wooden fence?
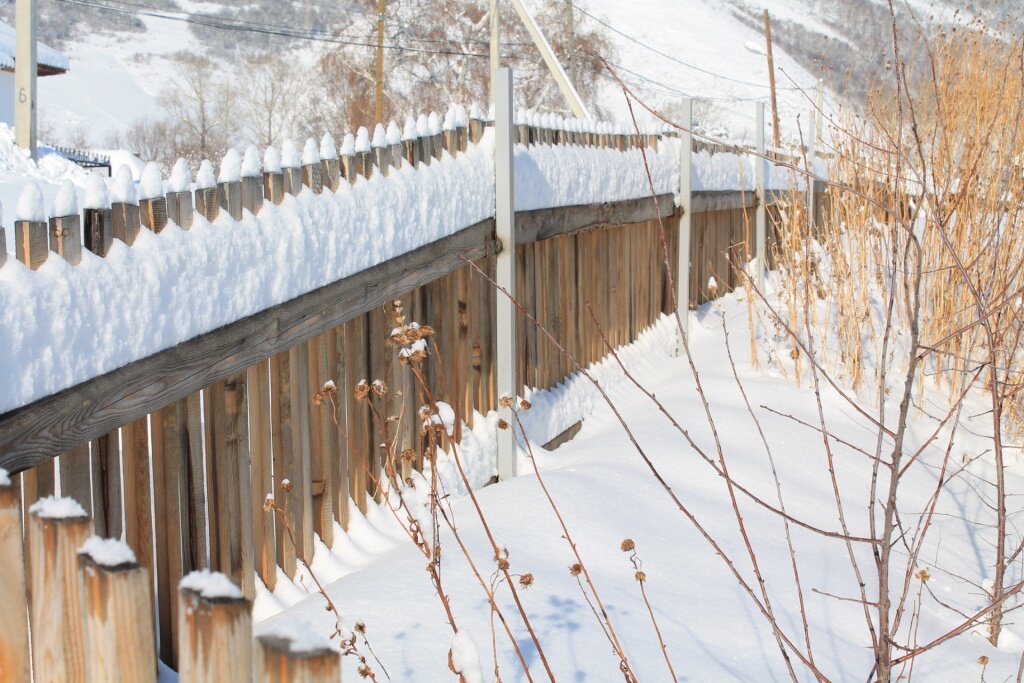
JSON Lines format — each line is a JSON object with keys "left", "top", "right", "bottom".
{"left": 0, "top": 103, "right": 814, "bottom": 679}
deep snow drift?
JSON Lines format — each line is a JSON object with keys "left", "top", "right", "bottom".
{"left": 251, "top": 287, "right": 1023, "bottom": 681}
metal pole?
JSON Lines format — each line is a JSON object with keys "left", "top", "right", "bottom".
{"left": 763, "top": 10, "right": 780, "bottom": 149}
{"left": 755, "top": 100, "right": 767, "bottom": 293}
{"left": 495, "top": 67, "right": 517, "bottom": 481}
{"left": 489, "top": 0, "right": 499, "bottom": 112}
{"left": 15, "top": 0, "right": 37, "bottom": 158}
{"left": 675, "top": 98, "right": 692, "bottom": 347}
{"left": 509, "top": 0, "right": 589, "bottom": 119}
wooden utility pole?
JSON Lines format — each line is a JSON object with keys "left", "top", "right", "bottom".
{"left": 15, "top": 0, "right": 37, "bottom": 158}
{"left": 763, "top": 10, "right": 780, "bottom": 148}
{"left": 375, "top": 0, "right": 385, "bottom": 123}
{"left": 566, "top": 0, "right": 577, "bottom": 87}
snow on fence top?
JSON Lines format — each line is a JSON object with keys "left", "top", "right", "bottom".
{"left": 0, "top": 108, "right": 677, "bottom": 414}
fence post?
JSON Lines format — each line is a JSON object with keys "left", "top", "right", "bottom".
{"left": 281, "top": 141, "right": 302, "bottom": 197}
{"left": 755, "top": 100, "right": 767, "bottom": 294}
{"left": 140, "top": 164, "right": 169, "bottom": 234}
{"left": 320, "top": 135, "right": 340, "bottom": 193}
{"left": 167, "top": 159, "right": 195, "bottom": 229}
{"left": 177, "top": 572, "right": 252, "bottom": 683}
{"left": 301, "top": 139, "right": 323, "bottom": 193}
{"left": 0, "top": 474, "right": 30, "bottom": 682}
{"left": 676, "top": 99, "right": 693, "bottom": 344}
{"left": 195, "top": 160, "right": 220, "bottom": 223}
{"left": 242, "top": 146, "right": 266, "bottom": 215}
{"left": 111, "top": 166, "right": 142, "bottom": 245}
{"left": 255, "top": 635, "right": 341, "bottom": 682}
{"left": 15, "top": 184, "right": 48, "bottom": 270}
{"left": 27, "top": 496, "right": 92, "bottom": 683}
{"left": 219, "top": 149, "right": 244, "bottom": 221}
{"left": 264, "top": 146, "right": 286, "bottom": 205}
{"left": 49, "top": 182, "right": 82, "bottom": 265}
{"left": 495, "top": 68, "right": 517, "bottom": 482}
{"left": 78, "top": 539, "right": 157, "bottom": 682}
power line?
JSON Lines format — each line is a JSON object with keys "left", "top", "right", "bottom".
{"left": 562, "top": 0, "right": 808, "bottom": 91}
{"left": 54, "top": 0, "right": 492, "bottom": 58}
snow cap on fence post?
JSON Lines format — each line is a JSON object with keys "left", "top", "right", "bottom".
{"left": 27, "top": 496, "right": 93, "bottom": 681}
{"left": 340, "top": 133, "right": 356, "bottom": 184}
{"left": 240, "top": 145, "right": 265, "bottom": 214}
{"left": 167, "top": 158, "right": 195, "bottom": 229}
{"left": 354, "top": 127, "right": 373, "bottom": 178}
{"left": 371, "top": 124, "right": 391, "bottom": 176}
{"left": 301, "top": 138, "right": 323, "bottom": 194}
{"left": 455, "top": 104, "right": 469, "bottom": 152}
{"left": 402, "top": 116, "right": 419, "bottom": 167}
{"left": 319, "top": 133, "right": 340, "bottom": 192}
{"left": 469, "top": 102, "right": 485, "bottom": 144}
{"left": 263, "top": 145, "right": 285, "bottom": 204}
{"left": 139, "top": 161, "right": 169, "bottom": 233}
{"left": 78, "top": 537, "right": 157, "bottom": 681}
{"left": 427, "top": 111, "right": 443, "bottom": 160}
{"left": 50, "top": 179, "right": 83, "bottom": 263}
{"left": 280, "top": 139, "right": 302, "bottom": 196}
{"left": 386, "top": 120, "right": 403, "bottom": 169}
{"left": 177, "top": 570, "right": 252, "bottom": 683}
{"left": 195, "top": 159, "right": 220, "bottom": 222}
{"left": 111, "top": 164, "right": 142, "bottom": 246}
{"left": 15, "top": 182, "right": 49, "bottom": 270}
{"left": 218, "top": 148, "right": 244, "bottom": 220}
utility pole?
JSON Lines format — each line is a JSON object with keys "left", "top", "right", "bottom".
{"left": 762, "top": 10, "right": 780, "bottom": 148}
{"left": 489, "top": 0, "right": 499, "bottom": 111}
{"left": 15, "top": 0, "right": 37, "bottom": 158}
{"left": 375, "top": 0, "right": 385, "bottom": 123}
{"left": 566, "top": 0, "right": 577, "bottom": 88}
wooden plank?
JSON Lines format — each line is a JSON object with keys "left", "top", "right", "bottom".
{"left": 256, "top": 636, "right": 340, "bottom": 682}
{"left": 79, "top": 555, "right": 157, "bottom": 683}
{"left": 0, "top": 220, "right": 497, "bottom": 472}
{"left": 207, "top": 375, "right": 255, "bottom": 602}
{"left": 27, "top": 504, "right": 92, "bottom": 683}
{"left": 14, "top": 220, "right": 48, "bottom": 270}
{"left": 342, "top": 317, "right": 369, "bottom": 513}
{"left": 49, "top": 215, "right": 82, "bottom": 265}
{"left": 90, "top": 433, "right": 121, "bottom": 538}
{"left": 307, "top": 334, "right": 334, "bottom": 546}
{"left": 270, "top": 352, "right": 296, "bottom": 579}
{"left": 219, "top": 181, "right": 243, "bottom": 221}
{"left": 515, "top": 195, "right": 672, "bottom": 246}
{"left": 287, "top": 345, "right": 314, "bottom": 564}
{"left": 328, "top": 329, "right": 351, "bottom": 529}
{"left": 178, "top": 584, "right": 252, "bottom": 683}
{"left": 58, "top": 445, "right": 91, "bottom": 514}
{"left": 184, "top": 393, "right": 208, "bottom": 571}
{"left": 0, "top": 481, "right": 30, "bottom": 683}
{"left": 122, "top": 417, "right": 153, "bottom": 571}
{"left": 111, "top": 202, "right": 142, "bottom": 246}
{"left": 247, "top": 361, "right": 277, "bottom": 590}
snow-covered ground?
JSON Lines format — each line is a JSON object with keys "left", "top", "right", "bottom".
{"left": 248, "top": 286, "right": 1024, "bottom": 681}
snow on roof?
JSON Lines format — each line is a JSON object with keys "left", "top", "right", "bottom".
{"left": 0, "top": 22, "right": 69, "bottom": 74}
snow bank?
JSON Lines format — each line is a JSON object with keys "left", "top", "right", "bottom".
{"left": 180, "top": 569, "right": 244, "bottom": 600}
{"left": 514, "top": 138, "right": 679, "bottom": 211}
{"left": 261, "top": 618, "right": 334, "bottom": 653}
{"left": 29, "top": 495, "right": 88, "bottom": 519}
{"left": 691, "top": 150, "right": 796, "bottom": 192}
{"left": 79, "top": 535, "right": 137, "bottom": 567}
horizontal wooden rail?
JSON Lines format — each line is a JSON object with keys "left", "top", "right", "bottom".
{"left": 0, "top": 195, "right": 673, "bottom": 472}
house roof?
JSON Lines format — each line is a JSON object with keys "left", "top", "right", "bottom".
{"left": 0, "top": 22, "right": 69, "bottom": 76}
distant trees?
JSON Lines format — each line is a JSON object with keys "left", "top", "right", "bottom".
{"left": 108, "top": 0, "right": 619, "bottom": 169}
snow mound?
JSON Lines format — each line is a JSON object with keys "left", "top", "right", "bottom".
{"left": 79, "top": 535, "right": 137, "bottom": 567}
{"left": 180, "top": 569, "right": 244, "bottom": 600}
{"left": 29, "top": 495, "right": 88, "bottom": 519}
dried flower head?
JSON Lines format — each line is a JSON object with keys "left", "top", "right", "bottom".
{"left": 371, "top": 379, "right": 387, "bottom": 397}
{"left": 354, "top": 380, "right": 370, "bottom": 401}
{"left": 569, "top": 563, "right": 583, "bottom": 577}
{"left": 519, "top": 573, "right": 534, "bottom": 589}
{"left": 281, "top": 479, "right": 292, "bottom": 493}
{"left": 263, "top": 493, "right": 275, "bottom": 511}
{"left": 634, "top": 571, "right": 647, "bottom": 583}
{"left": 789, "top": 346, "right": 800, "bottom": 360}
{"left": 978, "top": 655, "right": 989, "bottom": 666}
{"left": 497, "top": 418, "right": 509, "bottom": 430}
{"left": 620, "top": 539, "right": 635, "bottom": 553}
{"left": 354, "top": 621, "right": 366, "bottom": 633}
{"left": 499, "top": 393, "right": 514, "bottom": 408}
{"left": 915, "top": 568, "right": 931, "bottom": 582}
{"left": 400, "top": 448, "right": 417, "bottom": 463}
{"left": 519, "top": 399, "right": 532, "bottom": 411}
